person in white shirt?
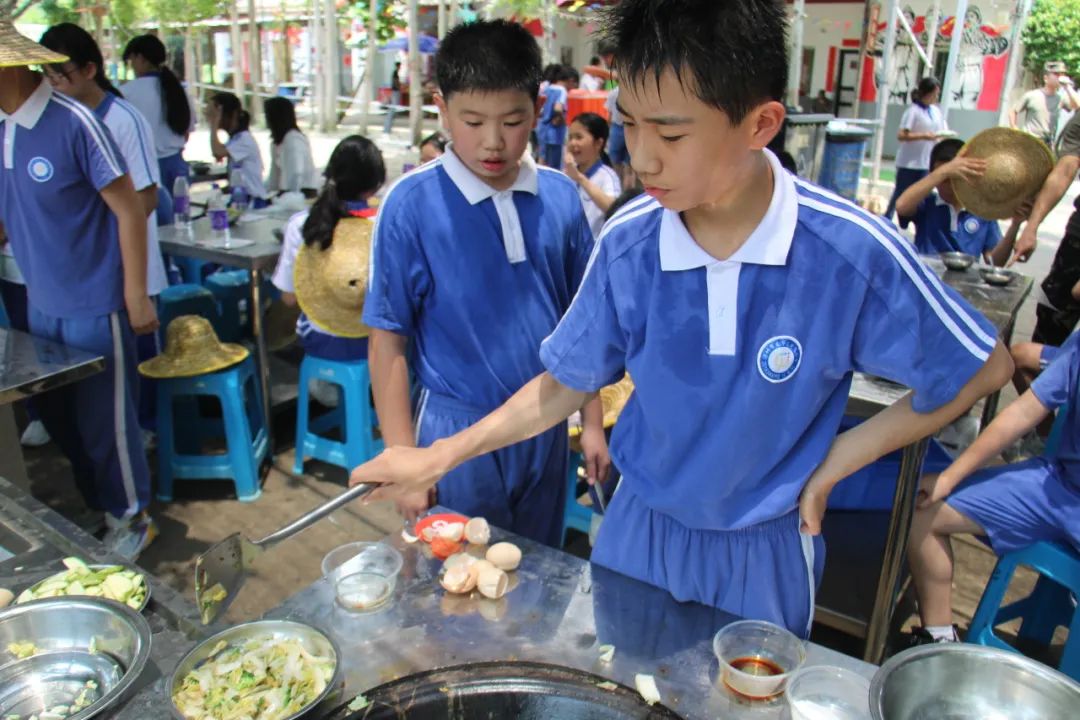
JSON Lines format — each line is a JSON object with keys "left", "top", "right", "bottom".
{"left": 562, "top": 112, "right": 621, "bottom": 237}
{"left": 205, "top": 92, "right": 269, "bottom": 205}
{"left": 580, "top": 56, "right": 603, "bottom": 91}
{"left": 885, "top": 76, "right": 947, "bottom": 226}
{"left": 263, "top": 96, "right": 319, "bottom": 197}
{"left": 120, "top": 34, "right": 194, "bottom": 222}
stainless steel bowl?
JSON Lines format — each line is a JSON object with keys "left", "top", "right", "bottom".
{"left": 0, "top": 597, "right": 152, "bottom": 719}
{"left": 871, "top": 643, "right": 1080, "bottom": 720}
{"left": 18, "top": 564, "right": 150, "bottom": 613}
{"left": 940, "top": 252, "right": 976, "bottom": 271}
{"left": 168, "top": 619, "right": 340, "bottom": 720}
{"left": 980, "top": 268, "right": 1016, "bottom": 287}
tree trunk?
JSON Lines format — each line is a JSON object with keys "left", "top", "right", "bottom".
{"left": 230, "top": 0, "right": 244, "bottom": 97}
{"left": 248, "top": 0, "right": 263, "bottom": 118}
{"left": 408, "top": 0, "right": 423, "bottom": 146}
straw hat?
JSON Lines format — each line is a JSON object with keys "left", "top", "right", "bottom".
{"left": 294, "top": 217, "right": 372, "bottom": 338}
{"left": 598, "top": 374, "right": 635, "bottom": 428}
{"left": 953, "top": 127, "right": 1055, "bottom": 220}
{"left": 0, "top": 20, "right": 68, "bottom": 68}
{"left": 138, "top": 315, "right": 249, "bottom": 379}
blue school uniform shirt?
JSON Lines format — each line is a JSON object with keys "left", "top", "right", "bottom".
{"left": 0, "top": 80, "right": 128, "bottom": 319}
{"left": 1031, "top": 331, "right": 1080, "bottom": 485}
{"left": 540, "top": 149, "right": 998, "bottom": 530}
{"left": 364, "top": 146, "right": 594, "bottom": 411}
{"left": 911, "top": 192, "right": 1002, "bottom": 257}
{"left": 538, "top": 84, "right": 568, "bottom": 147}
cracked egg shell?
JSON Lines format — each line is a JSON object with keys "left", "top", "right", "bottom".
{"left": 443, "top": 552, "right": 478, "bottom": 572}
{"left": 486, "top": 542, "right": 522, "bottom": 571}
{"left": 477, "top": 566, "right": 509, "bottom": 599}
{"left": 437, "top": 521, "right": 465, "bottom": 543}
{"left": 464, "top": 517, "right": 491, "bottom": 545}
{"left": 431, "top": 536, "right": 464, "bottom": 560}
{"left": 440, "top": 564, "right": 476, "bottom": 594}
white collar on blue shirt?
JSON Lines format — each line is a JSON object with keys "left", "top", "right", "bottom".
{"left": 934, "top": 192, "right": 961, "bottom": 232}
{"left": 439, "top": 143, "right": 539, "bottom": 263}
{"left": 440, "top": 142, "right": 539, "bottom": 202}
{"left": 659, "top": 148, "right": 797, "bottom": 271}
{"left": 0, "top": 78, "right": 52, "bottom": 129}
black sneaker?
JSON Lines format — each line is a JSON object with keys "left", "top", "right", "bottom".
{"left": 906, "top": 625, "right": 960, "bottom": 647}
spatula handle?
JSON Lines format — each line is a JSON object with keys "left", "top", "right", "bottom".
{"left": 256, "top": 483, "right": 377, "bottom": 548}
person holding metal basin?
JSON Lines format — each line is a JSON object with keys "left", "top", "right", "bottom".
{"left": 349, "top": 0, "right": 1012, "bottom": 637}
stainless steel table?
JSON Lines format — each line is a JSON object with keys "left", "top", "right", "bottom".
{"left": 824, "top": 257, "right": 1033, "bottom": 663}
{"left": 159, "top": 218, "right": 284, "bottom": 470}
{"left": 265, "top": 515, "right": 875, "bottom": 719}
{"left": 0, "top": 328, "right": 105, "bottom": 487}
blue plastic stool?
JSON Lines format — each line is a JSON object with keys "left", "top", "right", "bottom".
{"left": 293, "top": 356, "right": 383, "bottom": 473}
{"left": 156, "top": 356, "right": 267, "bottom": 502}
{"left": 561, "top": 450, "right": 592, "bottom": 546}
{"left": 158, "top": 284, "right": 220, "bottom": 338}
{"left": 967, "top": 540, "right": 1080, "bottom": 681}
{"left": 205, "top": 270, "right": 249, "bottom": 343}
{"left": 173, "top": 256, "right": 216, "bottom": 285}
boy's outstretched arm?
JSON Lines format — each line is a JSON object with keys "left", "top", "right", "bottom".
{"left": 352, "top": 372, "right": 592, "bottom": 504}
{"left": 798, "top": 341, "right": 1014, "bottom": 534}
{"left": 895, "top": 156, "right": 987, "bottom": 221}
{"left": 916, "top": 390, "right": 1050, "bottom": 508}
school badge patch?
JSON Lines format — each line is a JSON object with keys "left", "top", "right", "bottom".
{"left": 27, "top": 157, "right": 54, "bottom": 183}
{"left": 963, "top": 217, "right": 980, "bottom": 234}
{"left": 758, "top": 335, "right": 802, "bottom": 383}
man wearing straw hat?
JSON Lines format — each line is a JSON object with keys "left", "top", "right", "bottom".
{"left": 0, "top": 20, "right": 159, "bottom": 558}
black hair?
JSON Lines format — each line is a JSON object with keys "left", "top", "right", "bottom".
{"left": 930, "top": 138, "right": 964, "bottom": 168}
{"left": 542, "top": 64, "right": 562, "bottom": 83}
{"left": 590, "top": 56, "right": 601, "bottom": 65}
{"left": 605, "top": 187, "right": 644, "bottom": 221}
{"left": 39, "top": 23, "right": 122, "bottom": 98}
{"left": 123, "top": 34, "right": 191, "bottom": 137}
{"left": 264, "top": 96, "right": 300, "bottom": 145}
{"left": 557, "top": 65, "right": 580, "bottom": 84}
{"left": 435, "top": 20, "right": 542, "bottom": 101}
{"left": 571, "top": 112, "right": 612, "bottom": 166}
{"left": 211, "top": 92, "right": 250, "bottom": 136}
{"left": 419, "top": 131, "right": 447, "bottom": 153}
{"left": 302, "top": 135, "right": 386, "bottom": 250}
{"left": 599, "top": 0, "right": 787, "bottom": 124}
{"left": 912, "top": 76, "right": 941, "bottom": 105}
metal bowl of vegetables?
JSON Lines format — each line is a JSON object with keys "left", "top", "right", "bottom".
{"left": 169, "top": 619, "right": 340, "bottom": 720}
{"left": 0, "top": 597, "right": 152, "bottom": 719}
{"left": 17, "top": 557, "right": 149, "bottom": 612}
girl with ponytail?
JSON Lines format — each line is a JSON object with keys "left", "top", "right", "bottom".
{"left": 562, "top": 112, "right": 621, "bottom": 237}
{"left": 39, "top": 23, "right": 169, "bottom": 300}
{"left": 206, "top": 91, "right": 269, "bottom": 206}
{"left": 121, "top": 34, "right": 194, "bottom": 215}
{"left": 271, "top": 135, "right": 386, "bottom": 366}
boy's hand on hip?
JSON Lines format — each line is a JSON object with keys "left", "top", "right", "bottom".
{"left": 126, "top": 294, "right": 159, "bottom": 335}
{"left": 797, "top": 470, "right": 836, "bottom": 536}
{"left": 579, "top": 424, "right": 611, "bottom": 487}
{"left": 350, "top": 444, "right": 447, "bottom": 504}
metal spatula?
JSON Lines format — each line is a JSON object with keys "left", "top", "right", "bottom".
{"left": 195, "top": 482, "right": 376, "bottom": 624}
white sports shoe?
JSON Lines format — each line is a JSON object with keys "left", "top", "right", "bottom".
{"left": 19, "top": 420, "right": 50, "bottom": 448}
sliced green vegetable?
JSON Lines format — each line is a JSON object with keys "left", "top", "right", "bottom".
{"left": 17, "top": 559, "right": 146, "bottom": 608}
{"left": 7, "top": 641, "right": 37, "bottom": 659}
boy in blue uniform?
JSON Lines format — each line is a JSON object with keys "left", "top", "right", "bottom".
{"left": 352, "top": 0, "right": 1012, "bottom": 634}
{"left": 0, "top": 24, "right": 159, "bottom": 558}
{"left": 363, "top": 20, "right": 607, "bottom": 545}
{"left": 896, "top": 138, "right": 1004, "bottom": 262}
{"left": 908, "top": 331, "right": 1080, "bottom": 643}
{"left": 537, "top": 66, "right": 577, "bottom": 169}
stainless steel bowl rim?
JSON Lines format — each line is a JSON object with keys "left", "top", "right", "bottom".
{"left": 167, "top": 619, "right": 341, "bottom": 720}
{"left": 869, "top": 643, "right": 1080, "bottom": 720}
{"left": 19, "top": 563, "right": 151, "bottom": 613}
{"left": 0, "top": 596, "right": 153, "bottom": 720}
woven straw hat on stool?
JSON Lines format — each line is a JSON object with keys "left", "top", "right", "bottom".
{"left": 138, "top": 315, "right": 249, "bottom": 379}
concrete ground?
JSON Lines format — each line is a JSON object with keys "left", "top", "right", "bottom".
{"left": 15, "top": 114, "right": 1080, "bottom": 658}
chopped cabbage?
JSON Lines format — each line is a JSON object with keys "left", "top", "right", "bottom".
{"left": 172, "top": 635, "right": 336, "bottom": 720}
{"left": 17, "top": 558, "right": 146, "bottom": 608}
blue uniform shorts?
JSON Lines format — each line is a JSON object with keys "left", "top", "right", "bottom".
{"left": 416, "top": 390, "right": 568, "bottom": 547}
{"left": 946, "top": 457, "right": 1080, "bottom": 556}
{"left": 591, "top": 488, "right": 826, "bottom": 637}
{"left": 541, "top": 143, "right": 564, "bottom": 170}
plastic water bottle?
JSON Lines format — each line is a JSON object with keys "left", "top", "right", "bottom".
{"left": 208, "top": 184, "right": 230, "bottom": 244}
{"left": 230, "top": 169, "right": 250, "bottom": 215}
{"left": 172, "top": 175, "right": 190, "bottom": 228}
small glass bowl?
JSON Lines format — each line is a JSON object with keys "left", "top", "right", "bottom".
{"left": 335, "top": 571, "right": 395, "bottom": 612}
{"left": 322, "top": 542, "right": 403, "bottom": 589}
{"left": 786, "top": 665, "right": 871, "bottom": 720}
{"left": 713, "top": 620, "right": 806, "bottom": 700}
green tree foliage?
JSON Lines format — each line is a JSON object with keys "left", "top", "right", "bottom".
{"left": 1022, "top": 0, "right": 1080, "bottom": 77}
{"left": 345, "top": 0, "right": 407, "bottom": 48}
